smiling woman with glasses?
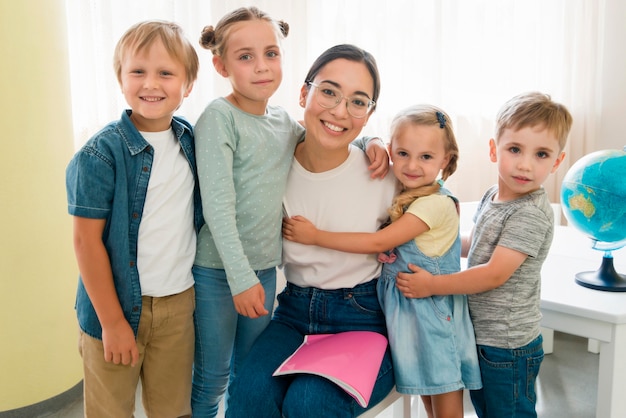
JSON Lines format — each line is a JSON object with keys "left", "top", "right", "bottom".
{"left": 307, "top": 80, "right": 376, "bottom": 118}
{"left": 227, "top": 44, "right": 398, "bottom": 418}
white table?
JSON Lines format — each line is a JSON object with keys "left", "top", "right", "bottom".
{"left": 540, "top": 226, "right": 626, "bottom": 418}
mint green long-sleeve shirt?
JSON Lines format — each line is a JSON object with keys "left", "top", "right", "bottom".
{"left": 194, "top": 98, "right": 305, "bottom": 295}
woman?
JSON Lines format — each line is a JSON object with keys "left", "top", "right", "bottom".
{"left": 226, "top": 44, "right": 399, "bottom": 418}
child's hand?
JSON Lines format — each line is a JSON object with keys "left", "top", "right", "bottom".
{"left": 365, "top": 138, "right": 390, "bottom": 179}
{"left": 282, "top": 215, "right": 318, "bottom": 245}
{"left": 396, "top": 263, "right": 434, "bottom": 298}
{"left": 233, "top": 283, "right": 269, "bottom": 318}
{"left": 101, "top": 318, "right": 140, "bottom": 367}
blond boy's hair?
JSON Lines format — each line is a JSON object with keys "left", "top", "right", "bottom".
{"left": 113, "top": 20, "right": 199, "bottom": 90}
{"left": 495, "top": 92, "right": 573, "bottom": 151}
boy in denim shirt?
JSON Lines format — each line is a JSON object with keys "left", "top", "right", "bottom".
{"left": 65, "top": 21, "right": 202, "bottom": 417}
{"left": 396, "top": 92, "right": 573, "bottom": 417}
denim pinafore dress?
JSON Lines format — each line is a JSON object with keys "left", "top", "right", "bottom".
{"left": 377, "top": 192, "right": 482, "bottom": 395}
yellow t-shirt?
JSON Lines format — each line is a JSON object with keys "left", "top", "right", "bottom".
{"left": 405, "top": 194, "right": 459, "bottom": 257}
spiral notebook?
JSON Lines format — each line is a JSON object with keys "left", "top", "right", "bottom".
{"left": 272, "top": 331, "right": 388, "bottom": 407}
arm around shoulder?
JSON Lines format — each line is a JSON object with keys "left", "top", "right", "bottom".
{"left": 283, "top": 212, "right": 428, "bottom": 254}
{"left": 352, "top": 136, "right": 389, "bottom": 179}
{"left": 396, "top": 245, "right": 528, "bottom": 298}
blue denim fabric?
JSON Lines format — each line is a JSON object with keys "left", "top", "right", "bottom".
{"left": 470, "top": 334, "right": 544, "bottom": 418}
{"left": 191, "top": 266, "right": 276, "bottom": 417}
{"left": 226, "top": 280, "right": 395, "bottom": 418}
{"left": 378, "top": 232, "right": 481, "bottom": 395}
{"left": 66, "top": 110, "right": 203, "bottom": 340}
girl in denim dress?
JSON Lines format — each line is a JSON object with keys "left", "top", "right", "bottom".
{"left": 283, "top": 104, "right": 482, "bottom": 418}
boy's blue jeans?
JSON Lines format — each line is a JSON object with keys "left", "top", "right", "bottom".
{"left": 226, "top": 279, "right": 395, "bottom": 418}
{"left": 191, "top": 266, "right": 276, "bottom": 418}
{"left": 470, "top": 334, "right": 544, "bottom": 418}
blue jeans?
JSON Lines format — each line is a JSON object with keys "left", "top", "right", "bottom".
{"left": 470, "top": 334, "right": 544, "bottom": 418}
{"left": 191, "top": 266, "right": 276, "bottom": 418}
{"left": 226, "top": 280, "right": 395, "bottom": 418}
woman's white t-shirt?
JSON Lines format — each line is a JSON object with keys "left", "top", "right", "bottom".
{"left": 282, "top": 145, "right": 398, "bottom": 289}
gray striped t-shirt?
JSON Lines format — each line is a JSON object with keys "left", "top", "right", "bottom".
{"left": 467, "top": 186, "right": 554, "bottom": 349}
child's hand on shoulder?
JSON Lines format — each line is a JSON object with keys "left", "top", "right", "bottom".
{"left": 396, "top": 264, "right": 434, "bottom": 298}
{"left": 282, "top": 215, "right": 318, "bottom": 245}
{"left": 365, "top": 138, "right": 390, "bottom": 179}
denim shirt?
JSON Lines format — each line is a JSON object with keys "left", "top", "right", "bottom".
{"left": 66, "top": 110, "right": 203, "bottom": 339}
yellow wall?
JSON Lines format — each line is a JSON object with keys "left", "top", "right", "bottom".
{"left": 0, "top": 0, "right": 83, "bottom": 410}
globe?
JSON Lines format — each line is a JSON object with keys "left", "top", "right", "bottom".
{"left": 560, "top": 148, "right": 626, "bottom": 291}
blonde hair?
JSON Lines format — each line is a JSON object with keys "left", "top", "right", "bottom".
{"left": 199, "top": 6, "right": 289, "bottom": 56}
{"left": 495, "top": 91, "right": 573, "bottom": 151}
{"left": 388, "top": 104, "right": 460, "bottom": 221}
{"left": 113, "top": 20, "right": 199, "bottom": 90}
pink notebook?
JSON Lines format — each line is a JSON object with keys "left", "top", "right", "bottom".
{"left": 272, "top": 331, "right": 388, "bottom": 407}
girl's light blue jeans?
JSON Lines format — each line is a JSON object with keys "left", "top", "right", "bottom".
{"left": 191, "top": 265, "right": 276, "bottom": 418}
{"left": 226, "top": 279, "right": 395, "bottom": 418}
{"left": 470, "top": 334, "right": 544, "bottom": 418}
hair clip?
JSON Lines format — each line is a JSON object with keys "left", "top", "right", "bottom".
{"left": 436, "top": 111, "right": 446, "bottom": 129}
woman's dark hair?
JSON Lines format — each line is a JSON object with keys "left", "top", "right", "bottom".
{"left": 304, "top": 44, "right": 381, "bottom": 110}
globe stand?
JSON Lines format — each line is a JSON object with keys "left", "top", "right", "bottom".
{"left": 575, "top": 251, "right": 626, "bottom": 292}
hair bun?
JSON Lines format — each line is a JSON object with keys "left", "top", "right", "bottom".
{"left": 278, "top": 20, "right": 289, "bottom": 37}
{"left": 199, "top": 25, "right": 216, "bottom": 50}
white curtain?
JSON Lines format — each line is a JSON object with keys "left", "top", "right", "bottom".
{"left": 65, "top": 0, "right": 603, "bottom": 202}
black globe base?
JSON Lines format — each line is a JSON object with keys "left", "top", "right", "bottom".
{"left": 575, "top": 255, "right": 626, "bottom": 292}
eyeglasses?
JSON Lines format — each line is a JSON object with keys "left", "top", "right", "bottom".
{"left": 307, "top": 81, "right": 375, "bottom": 118}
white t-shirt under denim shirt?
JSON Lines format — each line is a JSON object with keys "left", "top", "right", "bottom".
{"left": 137, "top": 129, "right": 195, "bottom": 297}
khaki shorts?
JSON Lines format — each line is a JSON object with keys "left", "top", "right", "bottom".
{"left": 79, "top": 286, "right": 195, "bottom": 418}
